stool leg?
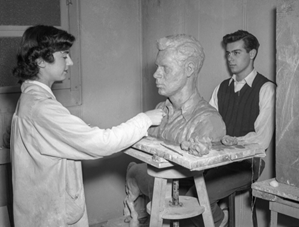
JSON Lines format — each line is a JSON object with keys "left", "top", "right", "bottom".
{"left": 251, "top": 196, "right": 258, "bottom": 227}
{"left": 252, "top": 204, "right": 258, "bottom": 227}
{"left": 149, "top": 177, "right": 168, "bottom": 227}
{"left": 228, "top": 193, "right": 235, "bottom": 227}
{"left": 193, "top": 171, "right": 215, "bottom": 227}
{"left": 0, "top": 206, "right": 11, "bottom": 227}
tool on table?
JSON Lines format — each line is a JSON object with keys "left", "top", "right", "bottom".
{"left": 160, "top": 142, "right": 184, "bottom": 156}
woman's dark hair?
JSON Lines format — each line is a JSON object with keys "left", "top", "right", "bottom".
{"left": 222, "top": 30, "right": 260, "bottom": 54}
{"left": 13, "top": 25, "right": 75, "bottom": 82}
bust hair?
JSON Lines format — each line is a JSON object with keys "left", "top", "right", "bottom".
{"left": 157, "top": 34, "right": 205, "bottom": 74}
{"left": 222, "top": 30, "right": 260, "bottom": 54}
{"left": 12, "top": 25, "right": 75, "bottom": 82}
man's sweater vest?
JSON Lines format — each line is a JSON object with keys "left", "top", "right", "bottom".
{"left": 217, "top": 73, "right": 270, "bottom": 137}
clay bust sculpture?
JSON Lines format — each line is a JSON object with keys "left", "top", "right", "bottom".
{"left": 148, "top": 34, "right": 226, "bottom": 155}
{"left": 123, "top": 34, "right": 226, "bottom": 226}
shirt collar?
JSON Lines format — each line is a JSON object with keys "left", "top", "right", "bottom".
{"left": 24, "top": 80, "right": 56, "bottom": 99}
{"left": 228, "top": 69, "right": 257, "bottom": 87}
{"left": 165, "top": 90, "right": 203, "bottom": 121}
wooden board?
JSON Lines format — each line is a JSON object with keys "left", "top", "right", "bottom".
{"left": 252, "top": 178, "right": 299, "bottom": 202}
{"left": 125, "top": 137, "right": 263, "bottom": 171}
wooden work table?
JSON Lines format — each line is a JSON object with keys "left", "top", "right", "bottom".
{"left": 124, "top": 137, "right": 263, "bottom": 227}
{"left": 252, "top": 178, "right": 299, "bottom": 227}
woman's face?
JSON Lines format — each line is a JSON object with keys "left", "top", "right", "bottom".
{"left": 39, "top": 50, "right": 73, "bottom": 86}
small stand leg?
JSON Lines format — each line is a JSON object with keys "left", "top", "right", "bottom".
{"left": 149, "top": 178, "right": 167, "bottom": 227}
{"left": 194, "top": 171, "right": 215, "bottom": 227}
{"left": 172, "top": 180, "right": 180, "bottom": 227}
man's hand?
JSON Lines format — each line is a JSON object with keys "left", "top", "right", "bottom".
{"left": 180, "top": 137, "right": 212, "bottom": 157}
{"left": 221, "top": 135, "right": 238, "bottom": 145}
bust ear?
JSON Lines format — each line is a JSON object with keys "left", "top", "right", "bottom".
{"left": 185, "top": 62, "right": 195, "bottom": 77}
{"left": 249, "top": 49, "right": 257, "bottom": 60}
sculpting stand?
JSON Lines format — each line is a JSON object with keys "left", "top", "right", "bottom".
{"left": 146, "top": 164, "right": 214, "bottom": 227}
{"left": 124, "top": 137, "right": 263, "bottom": 227}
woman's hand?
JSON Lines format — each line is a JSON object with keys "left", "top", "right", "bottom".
{"left": 145, "top": 109, "right": 166, "bottom": 126}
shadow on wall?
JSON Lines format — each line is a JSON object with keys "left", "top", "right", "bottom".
{"left": 2, "top": 125, "right": 11, "bottom": 149}
{"left": 82, "top": 152, "right": 138, "bottom": 183}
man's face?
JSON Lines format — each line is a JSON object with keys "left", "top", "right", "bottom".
{"left": 153, "top": 49, "right": 187, "bottom": 97}
{"left": 225, "top": 39, "right": 254, "bottom": 79}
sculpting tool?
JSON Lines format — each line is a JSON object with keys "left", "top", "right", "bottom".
{"left": 160, "top": 143, "right": 184, "bottom": 156}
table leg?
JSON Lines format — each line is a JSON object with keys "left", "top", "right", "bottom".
{"left": 149, "top": 177, "right": 168, "bottom": 227}
{"left": 269, "top": 202, "right": 278, "bottom": 227}
{"left": 193, "top": 171, "right": 215, "bottom": 227}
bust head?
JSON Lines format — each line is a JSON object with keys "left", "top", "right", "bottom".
{"left": 153, "top": 34, "right": 205, "bottom": 99}
{"left": 157, "top": 34, "right": 205, "bottom": 73}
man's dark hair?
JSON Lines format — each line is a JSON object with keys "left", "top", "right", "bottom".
{"left": 222, "top": 30, "right": 260, "bottom": 54}
{"left": 13, "top": 25, "right": 75, "bottom": 82}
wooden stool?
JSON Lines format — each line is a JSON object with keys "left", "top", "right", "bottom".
{"left": 146, "top": 164, "right": 215, "bottom": 227}
{"left": 125, "top": 138, "right": 263, "bottom": 227}
{"left": 252, "top": 178, "right": 299, "bottom": 227}
{"left": 228, "top": 157, "right": 264, "bottom": 227}
{"left": 228, "top": 183, "right": 257, "bottom": 227}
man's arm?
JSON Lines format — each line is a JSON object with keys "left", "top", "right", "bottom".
{"left": 209, "top": 84, "right": 220, "bottom": 110}
{"left": 237, "top": 82, "right": 276, "bottom": 150}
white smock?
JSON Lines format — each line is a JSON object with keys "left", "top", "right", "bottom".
{"left": 10, "top": 81, "right": 152, "bottom": 227}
